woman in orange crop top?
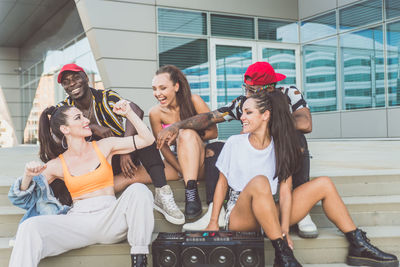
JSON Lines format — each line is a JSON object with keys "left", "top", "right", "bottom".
{"left": 10, "top": 100, "right": 154, "bottom": 267}
{"left": 149, "top": 65, "right": 218, "bottom": 221}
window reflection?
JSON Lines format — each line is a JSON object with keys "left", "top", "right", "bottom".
{"left": 158, "top": 8, "right": 207, "bottom": 35}
{"left": 258, "top": 19, "right": 298, "bottom": 43}
{"left": 158, "top": 36, "right": 210, "bottom": 104}
{"left": 387, "top": 21, "right": 400, "bottom": 107}
{"left": 303, "top": 38, "right": 338, "bottom": 112}
{"left": 339, "top": 0, "right": 382, "bottom": 32}
{"left": 341, "top": 26, "right": 385, "bottom": 110}
{"left": 301, "top": 11, "right": 336, "bottom": 43}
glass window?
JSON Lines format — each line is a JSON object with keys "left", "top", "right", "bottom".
{"left": 158, "top": 8, "right": 207, "bottom": 35}
{"left": 387, "top": 21, "right": 400, "bottom": 107}
{"left": 386, "top": 0, "right": 400, "bottom": 19}
{"left": 303, "top": 37, "right": 338, "bottom": 112}
{"left": 211, "top": 14, "right": 254, "bottom": 39}
{"left": 261, "top": 48, "right": 296, "bottom": 87}
{"left": 301, "top": 11, "right": 336, "bottom": 43}
{"left": 341, "top": 26, "right": 384, "bottom": 110}
{"left": 258, "top": 19, "right": 298, "bottom": 43}
{"left": 158, "top": 36, "right": 210, "bottom": 104}
{"left": 339, "top": 0, "right": 382, "bottom": 32}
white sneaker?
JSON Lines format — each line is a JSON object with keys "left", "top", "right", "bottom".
{"left": 182, "top": 202, "right": 226, "bottom": 231}
{"left": 154, "top": 185, "right": 185, "bottom": 225}
{"left": 297, "top": 213, "right": 318, "bottom": 238}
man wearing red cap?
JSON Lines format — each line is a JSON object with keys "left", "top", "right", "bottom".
{"left": 159, "top": 62, "right": 317, "bottom": 238}
{"left": 55, "top": 63, "right": 185, "bottom": 226}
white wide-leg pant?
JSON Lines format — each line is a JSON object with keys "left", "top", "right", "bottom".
{"left": 9, "top": 183, "right": 154, "bottom": 267}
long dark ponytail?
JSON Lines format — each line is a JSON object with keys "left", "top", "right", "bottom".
{"left": 250, "top": 89, "right": 302, "bottom": 182}
{"left": 38, "top": 105, "right": 71, "bottom": 162}
{"left": 156, "top": 65, "right": 197, "bottom": 120}
{"left": 38, "top": 105, "right": 73, "bottom": 206}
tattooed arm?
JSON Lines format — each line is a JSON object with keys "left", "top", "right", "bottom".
{"left": 156, "top": 110, "right": 225, "bottom": 149}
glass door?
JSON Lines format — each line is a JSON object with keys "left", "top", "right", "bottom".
{"left": 210, "top": 39, "right": 256, "bottom": 139}
{"left": 210, "top": 40, "right": 300, "bottom": 139}
{"left": 258, "top": 43, "right": 301, "bottom": 89}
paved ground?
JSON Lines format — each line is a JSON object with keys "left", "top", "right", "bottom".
{"left": 308, "top": 140, "right": 400, "bottom": 177}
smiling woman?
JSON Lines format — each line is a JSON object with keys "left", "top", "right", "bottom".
{"left": 149, "top": 65, "right": 218, "bottom": 220}
{"left": 9, "top": 100, "right": 156, "bottom": 267}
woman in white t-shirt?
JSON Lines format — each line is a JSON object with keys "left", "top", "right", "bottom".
{"left": 206, "top": 90, "right": 398, "bottom": 267}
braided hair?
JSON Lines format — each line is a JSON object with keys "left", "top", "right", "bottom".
{"left": 38, "top": 105, "right": 73, "bottom": 205}
{"left": 249, "top": 89, "right": 302, "bottom": 182}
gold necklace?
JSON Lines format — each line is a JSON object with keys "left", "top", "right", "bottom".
{"left": 85, "top": 96, "right": 94, "bottom": 121}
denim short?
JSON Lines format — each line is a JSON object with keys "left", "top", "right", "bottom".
{"left": 224, "top": 186, "right": 279, "bottom": 230}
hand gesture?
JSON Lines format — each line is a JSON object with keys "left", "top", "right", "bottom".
{"left": 90, "top": 124, "right": 114, "bottom": 138}
{"left": 113, "top": 100, "right": 132, "bottom": 116}
{"left": 157, "top": 125, "right": 179, "bottom": 149}
{"left": 120, "top": 154, "right": 137, "bottom": 179}
{"left": 24, "top": 161, "right": 46, "bottom": 179}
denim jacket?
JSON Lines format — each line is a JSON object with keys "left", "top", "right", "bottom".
{"left": 8, "top": 174, "right": 70, "bottom": 223}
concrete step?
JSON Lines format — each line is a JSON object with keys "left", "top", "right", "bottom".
{"left": 2, "top": 194, "right": 400, "bottom": 237}
{"left": 329, "top": 174, "right": 400, "bottom": 197}
{"left": 1, "top": 226, "right": 399, "bottom": 266}
{"left": 1, "top": 174, "right": 400, "bottom": 206}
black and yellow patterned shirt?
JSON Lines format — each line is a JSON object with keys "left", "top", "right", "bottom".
{"left": 57, "top": 88, "right": 124, "bottom": 136}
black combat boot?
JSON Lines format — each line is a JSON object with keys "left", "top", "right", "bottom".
{"left": 131, "top": 254, "right": 147, "bottom": 267}
{"left": 184, "top": 180, "right": 202, "bottom": 219}
{"left": 345, "top": 228, "right": 399, "bottom": 267}
{"left": 271, "top": 236, "right": 302, "bottom": 267}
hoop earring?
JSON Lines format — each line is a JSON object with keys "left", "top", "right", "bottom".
{"left": 61, "top": 135, "right": 68, "bottom": 150}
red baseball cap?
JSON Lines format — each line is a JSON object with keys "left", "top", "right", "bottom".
{"left": 57, "top": 63, "right": 86, "bottom": 83}
{"left": 244, "top": 62, "right": 286, "bottom": 86}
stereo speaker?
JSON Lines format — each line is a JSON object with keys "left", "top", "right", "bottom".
{"left": 152, "top": 231, "right": 264, "bottom": 267}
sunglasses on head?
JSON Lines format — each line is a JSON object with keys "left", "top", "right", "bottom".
{"left": 242, "top": 84, "right": 274, "bottom": 94}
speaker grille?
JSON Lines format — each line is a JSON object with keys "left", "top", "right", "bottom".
{"left": 239, "top": 248, "right": 260, "bottom": 267}
{"left": 209, "top": 246, "right": 235, "bottom": 266}
{"left": 158, "top": 249, "right": 178, "bottom": 267}
{"left": 181, "top": 247, "right": 206, "bottom": 267}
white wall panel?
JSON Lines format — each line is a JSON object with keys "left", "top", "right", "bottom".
{"left": 298, "top": 0, "right": 336, "bottom": 19}
{"left": 388, "top": 108, "right": 400, "bottom": 137}
{"left": 307, "top": 112, "right": 342, "bottom": 139}
{"left": 341, "top": 109, "right": 387, "bottom": 138}
{"left": 96, "top": 58, "right": 157, "bottom": 89}
{"left": 86, "top": 29, "right": 157, "bottom": 61}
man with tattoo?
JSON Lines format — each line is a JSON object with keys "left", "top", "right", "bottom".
{"left": 56, "top": 63, "right": 184, "bottom": 225}
{"left": 160, "top": 62, "right": 318, "bottom": 238}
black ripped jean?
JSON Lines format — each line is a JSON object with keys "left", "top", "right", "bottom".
{"left": 112, "top": 142, "right": 167, "bottom": 188}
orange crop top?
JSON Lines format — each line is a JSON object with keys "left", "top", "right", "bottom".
{"left": 59, "top": 141, "right": 114, "bottom": 199}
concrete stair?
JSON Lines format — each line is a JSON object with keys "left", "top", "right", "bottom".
{"left": 0, "top": 141, "right": 400, "bottom": 266}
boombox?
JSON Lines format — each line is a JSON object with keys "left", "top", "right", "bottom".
{"left": 151, "top": 231, "right": 264, "bottom": 267}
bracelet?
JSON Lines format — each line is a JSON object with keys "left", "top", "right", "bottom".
{"left": 132, "top": 135, "right": 138, "bottom": 150}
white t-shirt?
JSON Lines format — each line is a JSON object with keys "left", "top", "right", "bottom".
{"left": 216, "top": 133, "right": 278, "bottom": 194}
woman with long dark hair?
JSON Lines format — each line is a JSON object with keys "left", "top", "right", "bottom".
{"left": 149, "top": 65, "right": 218, "bottom": 220}
{"left": 9, "top": 100, "right": 154, "bottom": 267}
{"left": 206, "top": 90, "right": 398, "bottom": 267}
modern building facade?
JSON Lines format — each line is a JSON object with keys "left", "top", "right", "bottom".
{"left": 0, "top": 0, "right": 399, "bottom": 146}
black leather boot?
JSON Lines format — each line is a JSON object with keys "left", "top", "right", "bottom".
{"left": 184, "top": 180, "right": 202, "bottom": 219}
{"left": 271, "top": 236, "right": 302, "bottom": 267}
{"left": 345, "top": 228, "right": 399, "bottom": 267}
{"left": 131, "top": 254, "right": 147, "bottom": 267}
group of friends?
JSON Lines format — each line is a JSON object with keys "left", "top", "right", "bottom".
{"left": 7, "top": 62, "right": 399, "bottom": 267}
